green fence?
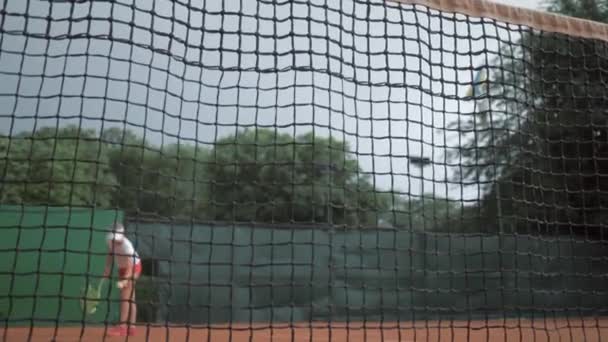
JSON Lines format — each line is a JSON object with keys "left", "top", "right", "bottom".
{"left": 3, "top": 211, "right": 608, "bottom": 326}
{"left": 0, "top": 206, "right": 123, "bottom": 326}
{"left": 129, "top": 222, "right": 608, "bottom": 324}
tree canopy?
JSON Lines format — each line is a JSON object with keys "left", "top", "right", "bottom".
{"left": 0, "top": 126, "right": 116, "bottom": 207}
{"left": 208, "top": 129, "right": 380, "bottom": 224}
{"left": 3, "top": 1, "right": 601, "bottom": 234}
{"left": 449, "top": 0, "right": 608, "bottom": 237}
{"left": 0, "top": 125, "right": 399, "bottom": 227}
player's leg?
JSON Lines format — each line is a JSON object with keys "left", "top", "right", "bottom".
{"left": 109, "top": 266, "right": 137, "bottom": 336}
{"left": 120, "top": 284, "right": 131, "bottom": 326}
{"left": 128, "top": 263, "right": 141, "bottom": 329}
{"left": 129, "top": 287, "right": 137, "bottom": 325}
{"left": 108, "top": 283, "right": 135, "bottom": 336}
{"left": 121, "top": 280, "right": 137, "bottom": 335}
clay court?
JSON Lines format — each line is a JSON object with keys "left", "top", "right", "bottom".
{"left": 3, "top": 318, "right": 608, "bottom": 342}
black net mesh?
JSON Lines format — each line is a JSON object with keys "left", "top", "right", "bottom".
{"left": 2, "top": 0, "right": 608, "bottom": 340}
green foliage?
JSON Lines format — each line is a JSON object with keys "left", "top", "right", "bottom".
{"left": 103, "top": 128, "right": 210, "bottom": 219}
{"left": 207, "top": 129, "right": 388, "bottom": 226}
{"left": 0, "top": 125, "right": 116, "bottom": 206}
{"left": 544, "top": 0, "right": 608, "bottom": 23}
{"left": 448, "top": 0, "right": 608, "bottom": 236}
{"left": 0, "top": 126, "right": 394, "bottom": 227}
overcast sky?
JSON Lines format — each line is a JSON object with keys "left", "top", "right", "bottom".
{"left": 0, "top": 0, "right": 548, "bottom": 202}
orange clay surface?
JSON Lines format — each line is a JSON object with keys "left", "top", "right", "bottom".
{"left": 2, "top": 318, "right": 608, "bottom": 342}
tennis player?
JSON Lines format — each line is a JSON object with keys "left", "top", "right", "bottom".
{"left": 103, "top": 222, "right": 142, "bottom": 337}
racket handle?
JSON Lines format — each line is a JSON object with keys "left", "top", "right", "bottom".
{"left": 97, "top": 278, "right": 106, "bottom": 291}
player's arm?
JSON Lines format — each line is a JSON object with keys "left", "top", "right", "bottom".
{"left": 116, "top": 258, "right": 134, "bottom": 289}
{"left": 103, "top": 252, "right": 112, "bottom": 278}
{"left": 121, "top": 258, "right": 134, "bottom": 280}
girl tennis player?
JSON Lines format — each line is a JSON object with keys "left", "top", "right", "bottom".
{"left": 103, "top": 222, "right": 142, "bottom": 337}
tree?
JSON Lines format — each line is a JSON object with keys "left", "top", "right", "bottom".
{"left": 0, "top": 125, "right": 117, "bottom": 206}
{"left": 1, "top": 125, "right": 391, "bottom": 226}
{"left": 102, "top": 127, "right": 211, "bottom": 219}
{"left": 206, "top": 128, "right": 389, "bottom": 226}
{"left": 449, "top": 0, "right": 608, "bottom": 237}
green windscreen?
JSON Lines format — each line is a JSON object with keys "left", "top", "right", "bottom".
{"left": 0, "top": 206, "right": 123, "bottom": 326}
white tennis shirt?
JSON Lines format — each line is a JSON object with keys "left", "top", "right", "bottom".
{"left": 108, "top": 237, "right": 141, "bottom": 268}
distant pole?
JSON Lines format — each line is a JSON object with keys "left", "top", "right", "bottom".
{"left": 469, "top": 66, "right": 503, "bottom": 233}
{"left": 327, "top": 190, "right": 332, "bottom": 225}
{"left": 481, "top": 97, "right": 504, "bottom": 234}
{"left": 496, "top": 178, "right": 503, "bottom": 234}
{"left": 406, "top": 156, "right": 431, "bottom": 197}
{"left": 317, "top": 163, "right": 338, "bottom": 225}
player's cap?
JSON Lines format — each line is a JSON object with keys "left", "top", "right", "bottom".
{"left": 106, "top": 222, "right": 125, "bottom": 243}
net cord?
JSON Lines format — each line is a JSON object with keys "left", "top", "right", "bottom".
{"left": 392, "top": 0, "right": 608, "bottom": 42}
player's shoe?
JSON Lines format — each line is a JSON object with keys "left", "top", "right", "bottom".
{"left": 107, "top": 325, "right": 137, "bottom": 336}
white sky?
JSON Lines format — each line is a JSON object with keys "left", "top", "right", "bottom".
{"left": 0, "top": 0, "right": 553, "bottom": 203}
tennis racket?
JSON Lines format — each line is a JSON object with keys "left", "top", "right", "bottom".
{"left": 80, "top": 278, "right": 106, "bottom": 315}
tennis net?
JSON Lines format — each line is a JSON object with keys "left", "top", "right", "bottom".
{"left": 1, "top": 0, "right": 608, "bottom": 340}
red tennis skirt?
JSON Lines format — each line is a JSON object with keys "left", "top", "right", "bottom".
{"left": 118, "top": 262, "right": 142, "bottom": 279}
